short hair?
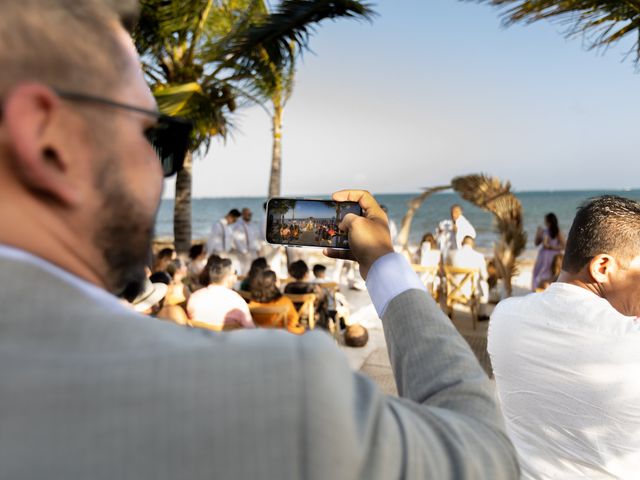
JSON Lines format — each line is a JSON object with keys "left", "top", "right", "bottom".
{"left": 344, "top": 324, "right": 369, "bottom": 348}
{"left": 251, "top": 270, "right": 282, "bottom": 303}
{"left": 0, "top": 0, "right": 139, "bottom": 99}
{"left": 165, "top": 258, "right": 185, "bottom": 278}
{"left": 198, "top": 254, "right": 221, "bottom": 286}
{"left": 563, "top": 196, "right": 640, "bottom": 273}
{"left": 451, "top": 204, "right": 462, "bottom": 211}
{"left": 188, "top": 244, "right": 205, "bottom": 260}
{"left": 289, "top": 260, "right": 309, "bottom": 280}
{"left": 462, "top": 236, "right": 475, "bottom": 247}
{"left": 208, "top": 257, "right": 234, "bottom": 285}
{"left": 228, "top": 209, "right": 241, "bottom": 218}
{"left": 157, "top": 248, "right": 174, "bottom": 262}
{"left": 149, "top": 271, "right": 171, "bottom": 285}
{"left": 313, "top": 264, "right": 327, "bottom": 277}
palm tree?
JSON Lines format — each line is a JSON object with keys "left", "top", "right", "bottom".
{"left": 134, "top": 0, "right": 375, "bottom": 254}
{"left": 472, "top": 0, "right": 640, "bottom": 63}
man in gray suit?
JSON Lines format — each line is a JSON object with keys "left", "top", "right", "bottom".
{"left": 0, "top": 1, "right": 518, "bottom": 478}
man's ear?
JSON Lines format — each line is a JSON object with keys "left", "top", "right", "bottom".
{"left": 588, "top": 254, "right": 616, "bottom": 283}
{"left": 3, "top": 83, "right": 82, "bottom": 206}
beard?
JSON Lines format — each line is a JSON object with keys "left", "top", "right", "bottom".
{"left": 93, "top": 164, "right": 159, "bottom": 298}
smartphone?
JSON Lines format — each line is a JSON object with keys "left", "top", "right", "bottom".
{"left": 266, "top": 198, "right": 363, "bottom": 250}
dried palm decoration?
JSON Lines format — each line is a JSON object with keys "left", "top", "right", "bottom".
{"left": 397, "top": 185, "right": 450, "bottom": 254}
{"left": 451, "top": 174, "right": 527, "bottom": 297}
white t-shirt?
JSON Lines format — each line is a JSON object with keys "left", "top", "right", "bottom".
{"left": 489, "top": 282, "right": 640, "bottom": 479}
{"left": 187, "top": 285, "right": 254, "bottom": 329}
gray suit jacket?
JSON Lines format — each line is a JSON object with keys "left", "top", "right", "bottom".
{"left": 0, "top": 255, "right": 518, "bottom": 479}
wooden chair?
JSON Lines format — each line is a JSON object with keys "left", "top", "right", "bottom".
{"left": 249, "top": 305, "right": 288, "bottom": 329}
{"left": 316, "top": 281, "right": 339, "bottom": 292}
{"left": 443, "top": 266, "right": 480, "bottom": 330}
{"left": 411, "top": 264, "right": 441, "bottom": 300}
{"left": 284, "top": 293, "right": 316, "bottom": 329}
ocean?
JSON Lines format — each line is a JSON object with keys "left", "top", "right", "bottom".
{"left": 155, "top": 190, "right": 640, "bottom": 251}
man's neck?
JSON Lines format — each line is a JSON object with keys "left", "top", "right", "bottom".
{"left": 557, "top": 272, "right": 605, "bottom": 299}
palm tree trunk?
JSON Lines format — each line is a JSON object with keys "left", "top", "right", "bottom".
{"left": 173, "top": 151, "right": 193, "bottom": 255}
{"left": 268, "top": 100, "right": 283, "bottom": 198}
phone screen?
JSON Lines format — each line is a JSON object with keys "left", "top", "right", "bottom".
{"left": 266, "top": 198, "right": 362, "bottom": 250}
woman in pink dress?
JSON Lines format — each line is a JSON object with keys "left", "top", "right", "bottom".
{"left": 532, "top": 213, "right": 565, "bottom": 290}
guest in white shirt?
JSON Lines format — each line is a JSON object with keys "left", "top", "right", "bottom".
{"left": 232, "top": 208, "right": 261, "bottom": 275}
{"left": 489, "top": 195, "right": 640, "bottom": 479}
{"left": 206, "top": 209, "right": 241, "bottom": 256}
{"left": 187, "top": 257, "right": 254, "bottom": 330}
{"left": 446, "top": 236, "right": 489, "bottom": 319}
{"left": 437, "top": 204, "right": 476, "bottom": 259}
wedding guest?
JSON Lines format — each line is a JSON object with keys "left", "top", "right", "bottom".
{"left": 240, "top": 257, "right": 268, "bottom": 292}
{"left": 312, "top": 264, "right": 327, "bottom": 281}
{"left": 437, "top": 204, "right": 476, "bottom": 258}
{"left": 165, "top": 258, "right": 191, "bottom": 307}
{"left": 490, "top": 195, "right": 640, "bottom": 478}
{"left": 206, "top": 209, "right": 240, "bottom": 256}
{"left": 187, "top": 257, "right": 254, "bottom": 330}
{"left": 446, "top": 236, "right": 490, "bottom": 320}
{"left": 232, "top": 207, "right": 261, "bottom": 275}
{"left": 248, "top": 270, "right": 304, "bottom": 334}
{"left": 186, "top": 243, "right": 208, "bottom": 286}
{"left": 532, "top": 213, "right": 565, "bottom": 290}
{"left": 418, "top": 233, "right": 441, "bottom": 267}
{"left": 152, "top": 247, "right": 175, "bottom": 273}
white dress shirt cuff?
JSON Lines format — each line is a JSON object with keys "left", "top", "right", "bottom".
{"left": 366, "top": 252, "right": 426, "bottom": 317}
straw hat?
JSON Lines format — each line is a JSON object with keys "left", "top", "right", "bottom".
{"left": 132, "top": 278, "right": 168, "bottom": 313}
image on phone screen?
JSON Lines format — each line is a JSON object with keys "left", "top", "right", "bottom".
{"left": 266, "top": 198, "right": 362, "bottom": 250}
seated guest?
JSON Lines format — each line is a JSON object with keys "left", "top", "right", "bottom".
{"left": 187, "top": 257, "right": 254, "bottom": 331}
{"left": 312, "top": 263, "right": 327, "bottom": 281}
{"left": 285, "top": 260, "right": 328, "bottom": 327}
{"left": 186, "top": 243, "right": 208, "bottom": 289}
{"left": 248, "top": 270, "right": 304, "bottom": 335}
{"left": 197, "top": 254, "right": 221, "bottom": 289}
{"left": 128, "top": 278, "right": 168, "bottom": 316}
{"left": 152, "top": 247, "right": 175, "bottom": 273}
{"left": 240, "top": 257, "right": 268, "bottom": 292}
{"left": 285, "top": 260, "right": 319, "bottom": 295}
{"left": 165, "top": 258, "right": 191, "bottom": 306}
{"left": 446, "top": 236, "right": 490, "bottom": 320}
{"left": 418, "top": 233, "right": 441, "bottom": 267}
{"left": 489, "top": 195, "right": 640, "bottom": 478}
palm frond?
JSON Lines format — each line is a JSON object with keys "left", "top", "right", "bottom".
{"left": 471, "top": 0, "right": 640, "bottom": 64}
{"left": 452, "top": 173, "right": 527, "bottom": 296}
{"left": 221, "top": 0, "right": 375, "bottom": 84}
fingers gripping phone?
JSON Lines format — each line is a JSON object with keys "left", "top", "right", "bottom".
{"left": 266, "top": 198, "right": 363, "bottom": 250}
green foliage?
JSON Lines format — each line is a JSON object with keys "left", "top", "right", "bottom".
{"left": 472, "top": 0, "right": 640, "bottom": 63}
{"left": 134, "top": 0, "right": 375, "bottom": 152}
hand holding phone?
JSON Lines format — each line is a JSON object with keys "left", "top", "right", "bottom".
{"left": 323, "top": 190, "right": 394, "bottom": 280}
{"left": 266, "top": 198, "right": 362, "bottom": 250}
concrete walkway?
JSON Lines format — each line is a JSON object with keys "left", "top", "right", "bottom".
{"left": 338, "top": 287, "right": 495, "bottom": 396}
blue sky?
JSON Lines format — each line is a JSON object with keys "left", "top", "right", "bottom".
{"left": 163, "top": 0, "right": 640, "bottom": 199}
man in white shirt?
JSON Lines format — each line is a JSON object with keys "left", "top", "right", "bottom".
{"left": 206, "top": 208, "right": 241, "bottom": 256}
{"left": 446, "top": 236, "right": 489, "bottom": 319}
{"left": 232, "top": 207, "right": 261, "bottom": 275}
{"left": 437, "top": 204, "right": 476, "bottom": 258}
{"left": 187, "top": 257, "right": 254, "bottom": 330}
{"left": 489, "top": 195, "right": 640, "bottom": 479}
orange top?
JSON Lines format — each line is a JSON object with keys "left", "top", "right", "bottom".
{"left": 249, "top": 296, "right": 304, "bottom": 335}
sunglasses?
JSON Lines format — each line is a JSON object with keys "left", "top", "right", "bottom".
{"left": 56, "top": 90, "right": 193, "bottom": 177}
